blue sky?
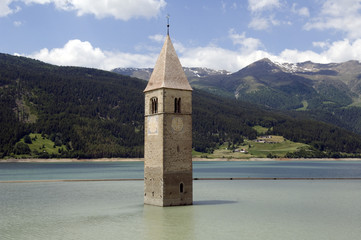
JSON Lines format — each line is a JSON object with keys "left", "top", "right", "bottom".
{"left": 1, "top": 0, "right": 361, "bottom": 72}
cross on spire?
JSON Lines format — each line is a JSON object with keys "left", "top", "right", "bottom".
{"left": 166, "top": 14, "right": 170, "bottom": 36}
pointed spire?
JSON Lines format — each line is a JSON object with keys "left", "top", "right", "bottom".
{"left": 144, "top": 35, "right": 192, "bottom": 92}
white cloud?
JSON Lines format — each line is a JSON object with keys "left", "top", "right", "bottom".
{"left": 0, "top": 0, "right": 21, "bottom": 17}
{"left": 0, "top": 0, "right": 14, "bottom": 17}
{"left": 101, "top": 52, "right": 157, "bottom": 70}
{"left": 229, "top": 29, "right": 263, "bottom": 53}
{"left": 23, "top": 36, "right": 361, "bottom": 73}
{"left": 23, "top": 37, "right": 267, "bottom": 72}
{"left": 26, "top": 39, "right": 157, "bottom": 70}
{"left": 276, "top": 49, "right": 329, "bottom": 64}
{"left": 312, "top": 41, "right": 330, "bottom": 49}
{"left": 66, "top": 0, "right": 166, "bottom": 20}
{"left": 248, "top": 0, "right": 280, "bottom": 12}
{"left": 149, "top": 34, "right": 165, "bottom": 43}
{"left": 180, "top": 38, "right": 361, "bottom": 71}
{"left": 221, "top": 1, "right": 238, "bottom": 13}
{"left": 13, "top": 20, "right": 23, "bottom": 27}
{"left": 1, "top": 0, "right": 166, "bottom": 20}
{"left": 180, "top": 46, "right": 271, "bottom": 72}
{"left": 173, "top": 41, "right": 187, "bottom": 54}
{"left": 180, "top": 46, "right": 239, "bottom": 71}
{"left": 248, "top": 16, "right": 269, "bottom": 30}
{"left": 248, "top": 15, "right": 281, "bottom": 30}
{"left": 247, "top": 0, "right": 283, "bottom": 31}
{"left": 304, "top": 0, "right": 361, "bottom": 39}
{"left": 29, "top": 39, "right": 106, "bottom": 68}
{"left": 291, "top": 3, "right": 310, "bottom": 17}
{"left": 322, "top": 39, "right": 361, "bottom": 62}
{"left": 274, "top": 39, "right": 361, "bottom": 64}
{"left": 179, "top": 30, "right": 269, "bottom": 71}
{"left": 298, "top": 7, "right": 310, "bottom": 17}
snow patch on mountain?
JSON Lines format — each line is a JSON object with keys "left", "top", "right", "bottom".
{"left": 112, "top": 67, "right": 230, "bottom": 80}
{"left": 274, "top": 61, "right": 318, "bottom": 73}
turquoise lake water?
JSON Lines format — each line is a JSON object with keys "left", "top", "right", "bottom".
{"left": 1, "top": 161, "right": 361, "bottom": 181}
{"left": 1, "top": 161, "right": 361, "bottom": 240}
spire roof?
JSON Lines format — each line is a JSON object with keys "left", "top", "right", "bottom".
{"left": 144, "top": 35, "right": 192, "bottom": 92}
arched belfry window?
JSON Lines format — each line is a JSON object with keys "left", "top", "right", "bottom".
{"left": 151, "top": 97, "right": 158, "bottom": 114}
{"left": 174, "top": 98, "right": 181, "bottom": 113}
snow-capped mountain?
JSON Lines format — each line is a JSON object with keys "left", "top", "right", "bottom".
{"left": 113, "top": 58, "right": 361, "bottom": 135}
{"left": 274, "top": 59, "right": 361, "bottom": 75}
{"left": 191, "top": 58, "right": 361, "bottom": 110}
{"left": 112, "top": 67, "right": 230, "bottom": 81}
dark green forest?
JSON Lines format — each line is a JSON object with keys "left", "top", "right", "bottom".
{"left": 1, "top": 53, "right": 361, "bottom": 158}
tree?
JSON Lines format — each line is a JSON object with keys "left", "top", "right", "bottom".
{"left": 24, "top": 135, "right": 32, "bottom": 144}
{"left": 13, "top": 142, "right": 31, "bottom": 155}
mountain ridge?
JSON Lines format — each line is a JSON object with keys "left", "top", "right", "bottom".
{"left": 112, "top": 67, "right": 230, "bottom": 81}
{"left": 1, "top": 53, "right": 361, "bottom": 158}
{"left": 113, "top": 59, "right": 361, "bottom": 108}
{"left": 113, "top": 58, "right": 361, "bottom": 136}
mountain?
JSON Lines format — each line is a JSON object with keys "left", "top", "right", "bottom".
{"left": 194, "top": 58, "right": 361, "bottom": 108}
{"left": 274, "top": 59, "right": 361, "bottom": 107}
{"left": 112, "top": 67, "right": 230, "bottom": 81}
{"left": 189, "top": 58, "right": 361, "bottom": 135}
{"left": 114, "top": 60, "right": 361, "bottom": 110}
{"left": 1, "top": 53, "right": 361, "bottom": 158}
{"left": 112, "top": 67, "right": 153, "bottom": 81}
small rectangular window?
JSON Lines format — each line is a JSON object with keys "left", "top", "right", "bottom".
{"left": 180, "top": 183, "right": 184, "bottom": 193}
{"left": 174, "top": 98, "right": 181, "bottom": 113}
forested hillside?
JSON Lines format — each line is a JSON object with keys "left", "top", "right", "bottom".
{"left": 0, "top": 54, "right": 145, "bottom": 158}
{"left": 189, "top": 58, "right": 361, "bottom": 135}
{"left": 1, "top": 53, "right": 361, "bottom": 158}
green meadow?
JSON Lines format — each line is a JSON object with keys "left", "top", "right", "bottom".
{"left": 12, "top": 133, "right": 66, "bottom": 158}
{"left": 193, "top": 135, "right": 308, "bottom": 159}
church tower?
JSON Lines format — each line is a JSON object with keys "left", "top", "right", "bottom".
{"left": 144, "top": 29, "right": 193, "bottom": 207}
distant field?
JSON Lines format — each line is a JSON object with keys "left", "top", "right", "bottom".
{"left": 349, "top": 97, "right": 361, "bottom": 107}
{"left": 12, "top": 133, "right": 66, "bottom": 158}
{"left": 28, "top": 133, "right": 66, "bottom": 154}
{"left": 252, "top": 126, "right": 269, "bottom": 134}
{"left": 296, "top": 100, "right": 308, "bottom": 111}
{"left": 192, "top": 135, "right": 308, "bottom": 159}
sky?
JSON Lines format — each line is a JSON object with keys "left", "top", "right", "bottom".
{"left": 1, "top": 0, "right": 361, "bottom": 72}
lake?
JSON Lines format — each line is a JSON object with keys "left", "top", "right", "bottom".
{"left": 1, "top": 161, "right": 361, "bottom": 240}
{"left": 2, "top": 160, "right": 361, "bottom": 181}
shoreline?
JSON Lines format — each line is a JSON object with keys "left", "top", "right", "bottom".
{"left": 1, "top": 157, "right": 361, "bottom": 163}
{"left": 2, "top": 177, "right": 361, "bottom": 184}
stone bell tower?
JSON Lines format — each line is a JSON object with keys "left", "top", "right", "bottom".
{"left": 143, "top": 28, "right": 193, "bottom": 206}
